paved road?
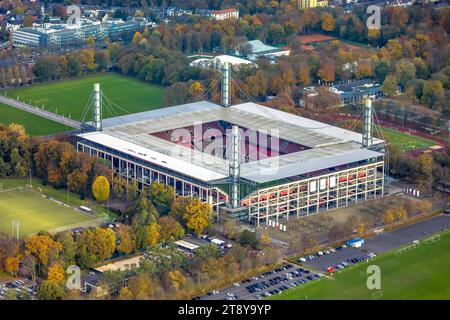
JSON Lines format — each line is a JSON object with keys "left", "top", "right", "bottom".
{"left": 305, "top": 214, "right": 450, "bottom": 272}
{"left": 0, "top": 95, "right": 82, "bottom": 129}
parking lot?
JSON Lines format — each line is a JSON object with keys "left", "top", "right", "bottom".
{"left": 0, "top": 279, "right": 37, "bottom": 300}
{"left": 302, "top": 214, "right": 450, "bottom": 272}
{"left": 200, "top": 263, "right": 322, "bottom": 300}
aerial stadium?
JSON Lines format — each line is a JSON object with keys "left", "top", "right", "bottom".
{"left": 76, "top": 65, "right": 386, "bottom": 227}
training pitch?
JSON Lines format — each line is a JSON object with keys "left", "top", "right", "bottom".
{"left": 271, "top": 230, "right": 450, "bottom": 300}
{"left": 380, "top": 127, "right": 437, "bottom": 152}
{"left": 2, "top": 73, "right": 165, "bottom": 134}
{"left": 0, "top": 189, "right": 95, "bottom": 238}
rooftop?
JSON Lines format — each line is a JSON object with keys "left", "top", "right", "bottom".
{"left": 78, "top": 101, "right": 384, "bottom": 184}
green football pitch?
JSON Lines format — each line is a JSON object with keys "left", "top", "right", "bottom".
{"left": 2, "top": 73, "right": 165, "bottom": 135}
{"left": 380, "top": 127, "right": 437, "bottom": 152}
{"left": 0, "top": 189, "right": 95, "bottom": 238}
{"left": 271, "top": 231, "right": 450, "bottom": 300}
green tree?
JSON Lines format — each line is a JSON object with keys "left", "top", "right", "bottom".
{"left": 37, "top": 281, "right": 66, "bottom": 300}
{"left": 238, "top": 230, "right": 260, "bottom": 249}
{"left": 381, "top": 75, "right": 398, "bottom": 96}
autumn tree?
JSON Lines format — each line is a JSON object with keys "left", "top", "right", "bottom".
{"left": 47, "top": 263, "right": 65, "bottom": 284}
{"left": 147, "top": 223, "right": 161, "bottom": 248}
{"left": 321, "top": 13, "right": 335, "bottom": 32}
{"left": 381, "top": 75, "right": 398, "bottom": 96}
{"left": 183, "top": 199, "right": 212, "bottom": 236}
{"left": 167, "top": 269, "right": 186, "bottom": 292}
{"left": 421, "top": 80, "right": 444, "bottom": 109}
{"left": 416, "top": 154, "right": 433, "bottom": 191}
{"left": 75, "top": 228, "right": 116, "bottom": 268}
{"left": 92, "top": 175, "right": 110, "bottom": 202}
{"left": 5, "top": 256, "right": 20, "bottom": 277}
{"left": 24, "top": 235, "right": 62, "bottom": 274}
{"left": 159, "top": 216, "right": 184, "bottom": 243}
{"left": 317, "top": 59, "right": 335, "bottom": 82}
{"left": 116, "top": 226, "right": 135, "bottom": 255}
{"left": 117, "top": 287, "right": 133, "bottom": 300}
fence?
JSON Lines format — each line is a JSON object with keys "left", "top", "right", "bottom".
{"left": 47, "top": 218, "right": 108, "bottom": 235}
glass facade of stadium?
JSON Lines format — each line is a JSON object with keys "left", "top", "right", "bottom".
{"left": 77, "top": 135, "right": 384, "bottom": 226}
{"left": 76, "top": 137, "right": 229, "bottom": 214}
{"left": 242, "top": 156, "right": 385, "bottom": 226}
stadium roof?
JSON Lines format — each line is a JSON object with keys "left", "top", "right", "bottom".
{"left": 78, "top": 101, "right": 384, "bottom": 184}
{"left": 189, "top": 55, "right": 255, "bottom": 68}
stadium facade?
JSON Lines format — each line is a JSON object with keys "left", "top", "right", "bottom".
{"left": 76, "top": 77, "right": 386, "bottom": 226}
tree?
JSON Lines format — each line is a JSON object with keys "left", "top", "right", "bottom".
{"left": 416, "top": 154, "right": 433, "bottom": 191}
{"left": 37, "top": 281, "right": 66, "bottom": 300}
{"left": 24, "top": 235, "right": 62, "bottom": 272}
{"left": 381, "top": 75, "right": 398, "bottom": 96}
{"left": 147, "top": 223, "right": 161, "bottom": 248}
{"left": 321, "top": 13, "right": 335, "bottom": 32}
{"left": 355, "top": 61, "right": 373, "bottom": 79}
{"left": 188, "top": 81, "right": 204, "bottom": 100}
{"left": 128, "top": 272, "right": 152, "bottom": 299}
{"left": 167, "top": 269, "right": 186, "bottom": 292}
{"left": 297, "top": 64, "right": 311, "bottom": 85}
{"left": 421, "top": 80, "right": 444, "bottom": 109}
{"left": 317, "top": 60, "right": 335, "bottom": 82}
{"left": 149, "top": 182, "right": 175, "bottom": 215}
{"left": 56, "top": 232, "right": 76, "bottom": 267}
{"left": 5, "top": 256, "right": 20, "bottom": 277}
{"left": 132, "top": 31, "right": 144, "bottom": 44}
{"left": 92, "top": 176, "right": 110, "bottom": 202}
{"left": 260, "top": 232, "right": 271, "bottom": 247}
{"left": 395, "top": 59, "right": 416, "bottom": 89}
{"left": 75, "top": 228, "right": 116, "bottom": 268}
{"left": 116, "top": 226, "right": 134, "bottom": 255}
{"left": 222, "top": 218, "right": 239, "bottom": 239}
{"left": 238, "top": 230, "right": 260, "bottom": 249}
{"left": 183, "top": 200, "right": 212, "bottom": 236}
{"left": 86, "top": 36, "right": 96, "bottom": 47}
{"left": 159, "top": 216, "right": 184, "bottom": 243}
{"left": 117, "top": 287, "right": 133, "bottom": 300}
{"left": 383, "top": 209, "right": 396, "bottom": 224}
{"left": 47, "top": 263, "right": 65, "bottom": 284}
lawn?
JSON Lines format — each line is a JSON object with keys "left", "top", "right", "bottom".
{"left": 380, "top": 127, "right": 437, "bottom": 152}
{"left": 0, "top": 189, "right": 95, "bottom": 238}
{"left": 5, "top": 73, "right": 165, "bottom": 123}
{"left": 0, "top": 102, "right": 70, "bottom": 136}
{"left": 271, "top": 231, "right": 450, "bottom": 300}
{"left": 0, "top": 177, "right": 115, "bottom": 222}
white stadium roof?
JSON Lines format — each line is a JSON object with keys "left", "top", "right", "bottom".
{"left": 189, "top": 55, "right": 255, "bottom": 69}
{"left": 78, "top": 101, "right": 384, "bottom": 184}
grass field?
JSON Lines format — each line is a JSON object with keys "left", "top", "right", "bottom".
{"left": 271, "top": 231, "right": 450, "bottom": 300}
{"left": 380, "top": 127, "right": 437, "bottom": 152}
{"left": 5, "top": 73, "right": 165, "bottom": 123}
{"left": 0, "top": 102, "right": 70, "bottom": 135}
{"left": 0, "top": 177, "right": 115, "bottom": 222}
{"left": 0, "top": 189, "right": 95, "bottom": 237}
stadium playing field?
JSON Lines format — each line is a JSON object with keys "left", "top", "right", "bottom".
{"left": 380, "top": 127, "right": 437, "bottom": 152}
{"left": 271, "top": 231, "right": 450, "bottom": 300}
{"left": 0, "top": 189, "right": 95, "bottom": 238}
{"left": 6, "top": 73, "right": 165, "bottom": 123}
